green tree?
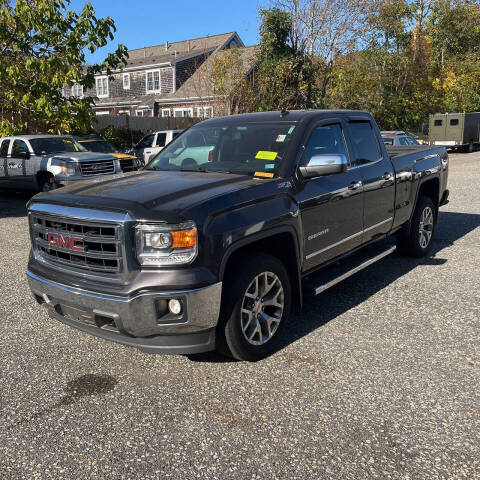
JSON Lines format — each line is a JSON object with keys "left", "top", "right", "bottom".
{"left": 254, "top": 8, "right": 319, "bottom": 111}
{"left": 0, "top": 0, "right": 127, "bottom": 135}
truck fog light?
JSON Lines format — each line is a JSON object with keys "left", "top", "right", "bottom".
{"left": 168, "top": 299, "right": 182, "bottom": 315}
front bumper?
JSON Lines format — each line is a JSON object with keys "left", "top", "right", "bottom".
{"left": 27, "top": 270, "right": 221, "bottom": 354}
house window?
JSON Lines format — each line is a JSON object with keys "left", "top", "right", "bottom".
{"left": 96, "top": 77, "right": 109, "bottom": 98}
{"left": 136, "top": 109, "right": 153, "bottom": 117}
{"left": 434, "top": 119, "right": 442, "bottom": 127}
{"left": 95, "top": 111, "right": 109, "bottom": 116}
{"left": 118, "top": 110, "right": 130, "bottom": 116}
{"left": 173, "top": 108, "right": 193, "bottom": 118}
{"left": 450, "top": 119, "right": 459, "bottom": 126}
{"left": 146, "top": 70, "right": 161, "bottom": 93}
{"left": 196, "top": 106, "right": 213, "bottom": 118}
{"left": 123, "top": 73, "right": 130, "bottom": 90}
{"left": 162, "top": 108, "right": 171, "bottom": 117}
{"left": 71, "top": 84, "right": 84, "bottom": 98}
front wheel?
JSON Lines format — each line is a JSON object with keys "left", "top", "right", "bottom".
{"left": 217, "top": 254, "right": 291, "bottom": 361}
{"left": 39, "top": 175, "right": 59, "bottom": 192}
{"left": 397, "top": 196, "right": 436, "bottom": 257}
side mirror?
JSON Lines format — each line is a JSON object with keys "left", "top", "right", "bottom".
{"left": 298, "top": 154, "right": 348, "bottom": 179}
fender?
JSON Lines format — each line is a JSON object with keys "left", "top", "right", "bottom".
{"left": 409, "top": 172, "right": 441, "bottom": 224}
{"left": 219, "top": 225, "right": 303, "bottom": 308}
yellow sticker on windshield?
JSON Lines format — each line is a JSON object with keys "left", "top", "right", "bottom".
{"left": 254, "top": 171, "right": 274, "bottom": 178}
{"left": 256, "top": 151, "right": 277, "bottom": 161}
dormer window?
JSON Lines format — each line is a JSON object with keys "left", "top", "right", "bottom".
{"left": 96, "top": 76, "right": 109, "bottom": 98}
{"left": 146, "top": 70, "right": 161, "bottom": 93}
{"left": 123, "top": 73, "right": 130, "bottom": 90}
{"left": 71, "top": 83, "right": 83, "bottom": 98}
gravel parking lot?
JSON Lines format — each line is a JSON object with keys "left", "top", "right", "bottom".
{"left": 1, "top": 153, "right": 479, "bottom": 479}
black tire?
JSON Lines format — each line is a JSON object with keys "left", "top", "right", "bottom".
{"left": 217, "top": 253, "right": 292, "bottom": 361}
{"left": 397, "top": 196, "right": 436, "bottom": 257}
{"left": 39, "top": 174, "right": 59, "bottom": 192}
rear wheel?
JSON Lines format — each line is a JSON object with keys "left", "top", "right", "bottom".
{"left": 217, "top": 253, "right": 291, "bottom": 361}
{"left": 397, "top": 196, "right": 436, "bottom": 257}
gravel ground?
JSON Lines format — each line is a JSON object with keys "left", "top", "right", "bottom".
{"left": 0, "top": 153, "right": 479, "bottom": 479}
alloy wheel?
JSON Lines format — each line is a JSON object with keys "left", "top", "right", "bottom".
{"left": 419, "top": 206, "right": 434, "bottom": 249}
{"left": 240, "top": 271, "right": 284, "bottom": 346}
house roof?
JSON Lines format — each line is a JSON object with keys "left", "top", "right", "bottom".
{"left": 124, "top": 32, "right": 242, "bottom": 69}
{"left": 159, "top": 45, "right": 258, "bottom": 102}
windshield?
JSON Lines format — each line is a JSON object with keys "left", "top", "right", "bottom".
{"left": 146, "top": 122, "right": 297, "bottom": 176}
{"left": 30, "top": 137, "right": 87, "bottom": 155}
{"left": 382, "top": 137, "right": 394, "bottom": 146}
{"left": 79, "top": 140, "right": 117, "bottom": 153}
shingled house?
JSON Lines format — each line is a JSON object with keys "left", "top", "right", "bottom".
{"left": 63, "top": 32, "right": 255, "bottom": 119}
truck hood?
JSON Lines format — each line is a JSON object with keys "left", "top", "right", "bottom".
{"left": 46, "top": 152, "right": 116, "bottom": 163}
{"left": 32, "top": 170, "right": 264, "bottom": 222}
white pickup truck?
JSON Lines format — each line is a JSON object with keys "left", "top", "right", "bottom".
{"left": 130, "top": 130, "right": 183, "bottom": 165}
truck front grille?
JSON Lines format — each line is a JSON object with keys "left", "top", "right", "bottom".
{"left": 80, "top": 159, "right": 115, "bottom": 176}
{"left": 119, "top": 158, "right": 137, "bottom": 172}
{"left": 31, "top": 214, "right": 123, "bottom": 274}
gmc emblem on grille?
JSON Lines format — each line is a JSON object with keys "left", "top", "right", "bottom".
{"left": 47, "top": 233, "right": 85, "bottom": 252}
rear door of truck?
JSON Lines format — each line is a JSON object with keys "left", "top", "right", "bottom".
{"left": 344, "top": 118, "right": 395, "bottom": 244}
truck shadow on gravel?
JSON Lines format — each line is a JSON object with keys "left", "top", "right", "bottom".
{"left": 0, "top": 189, "right": 33, "bottom": 218}
{"left": 7, "top": 374, "right": 118, "bottom": 430}
{"left": 189, "top": 210, "right": 480, "bottom": 363}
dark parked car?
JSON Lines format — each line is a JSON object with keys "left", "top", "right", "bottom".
{"left": 27, "top": 110, "right": 449, "bottom": 361}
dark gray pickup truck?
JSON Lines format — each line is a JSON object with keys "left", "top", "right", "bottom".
{"left": 26, "top": 110, "right": 449, "bottom": 361}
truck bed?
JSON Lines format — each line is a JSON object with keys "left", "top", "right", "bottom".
{"left": 386, "top": 145, "right": 440, "bottom": 159}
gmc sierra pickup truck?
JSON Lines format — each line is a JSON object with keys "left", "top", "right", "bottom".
{"left": 26, "top": 110, "right": 449, "bottom": 361}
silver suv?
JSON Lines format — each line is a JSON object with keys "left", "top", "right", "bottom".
{"left": 0, "top": 135, "right": 127, "bottom": 192}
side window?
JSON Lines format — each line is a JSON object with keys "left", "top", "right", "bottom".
{"left": 156, "top": 133, "right": 167, "bottom": 147}
{"left": 303, "top": 124, "right": 348, "bottom": 165}
{"left": 399, "top": 137, "right": 409, "bottom": 146}
{"left": 11, "top": 140, "right": 29, "bottom": 159}
{"left": 348, "top": 121, "right": 381, "bottom": 166}
{"left": 137, "top": 134, "right": 154, "bottom": 149}
{"left": 0, "top": 140, "right": 10, "bottom": 157}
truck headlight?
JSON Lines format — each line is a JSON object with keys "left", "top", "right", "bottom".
{"left": 135, "top": 222, "right": 197, "bottom": 266}
{"left": 50, "top": 159, "right": 76, "bottom": 176}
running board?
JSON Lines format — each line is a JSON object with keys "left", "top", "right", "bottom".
{"left": 303, "top": 243, "right": 397, "bottom": 296}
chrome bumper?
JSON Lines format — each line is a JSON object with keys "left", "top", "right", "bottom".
{"left": 27, "top": 270, "right": 221, "bottom": 354}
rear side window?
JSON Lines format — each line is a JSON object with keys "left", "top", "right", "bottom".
{"left": 434, "top": 120, "right": 443, "bottom": 126}
{"left": 303, "top": 124, "right": 348, "bottom": 165}
{"left": 348, "top": 121, "right": 381, "bottom": 165}
{"left": 0, "top": 140, "right": 9, "bottom": 157}
{"left": 450, "top": 119, "right": 459, "bottom": 126}
{"left": 156, "top": 133, "right": 167, "bottom": 147}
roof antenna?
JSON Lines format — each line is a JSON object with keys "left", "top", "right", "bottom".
{"left": 280, "top": 108, "right": 289, "bottom": 118}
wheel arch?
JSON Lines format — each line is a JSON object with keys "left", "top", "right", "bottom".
{"left": 219, "top": 226, "right": 303, "bottom": 310}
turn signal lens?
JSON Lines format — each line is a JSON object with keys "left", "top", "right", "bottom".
{"left": 171, "top": 228, "right": 197, "bottom": 248}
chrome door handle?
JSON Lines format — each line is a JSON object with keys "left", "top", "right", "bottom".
{"left": 348, "top": 181, "right": 362, "bottom": 190}
{"left": 382, "top": 172, "right": 394, "bottom": 181}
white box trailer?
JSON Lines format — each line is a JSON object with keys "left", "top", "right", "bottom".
{"left": 429, "top": 112, "right": 480, "bottom": 152}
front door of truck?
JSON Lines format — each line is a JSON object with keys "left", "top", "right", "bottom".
{"left": 345, "top": 120, "right": 395, "bottom": 244}
{"left": 7, "top": 139, "right": 29, "bottom": 185}
{"left": 296, "top": 120, "right": 364, "bottom": 271}
{"left": 0, "top": 139, "right": 11, "bottom": 187}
